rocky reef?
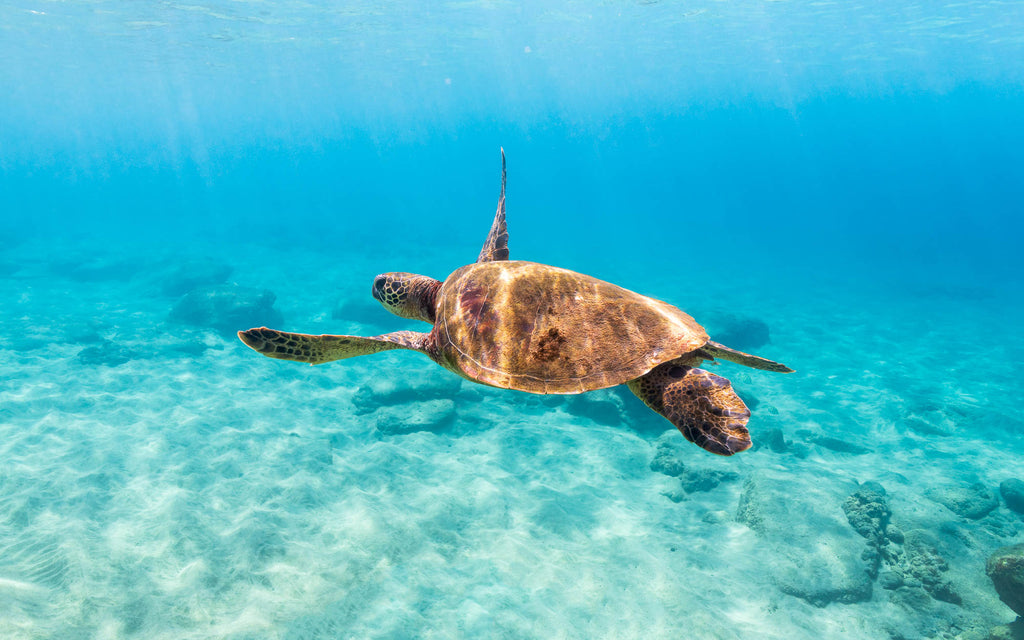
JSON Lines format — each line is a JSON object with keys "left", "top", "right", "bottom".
{"left": 707, "top": 313, "right": 772, "bottom": 351}
{"left": 842, "top": 481, "right": 962, "bottom": 606}
{"left": 988, "top": 544, "right": 1024, "bottom": 617}
{"left": 352, "top": 366, "right": 463, "bottom": 436}
{"left": 649, "top": 440, "right": 739, "bottom": 503}
{"left": 1001, "top": 479, "right": 1024, "bottom": 516}
{"left": 926, "top": 482, "right": 1000, "bottom": 520}
{"left": 169, "top": 283, "right": 283, "bottom": 337}
{"left": 737, "top": 470, "right": 873, "bottom": 606}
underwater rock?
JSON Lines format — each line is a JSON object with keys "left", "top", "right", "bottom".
{"left": 611, "top": 386, "right": 670, "bottom": 435}
{"left": 843, "top": 481, "right": 891, "bottom": 549}
{"left": 565, "top": 389, "right": 624, "bottom": 426}
{"left": 1000, "top": 479, "right": 1024, "bottom": 515}
{"left": 842, "top": 485, "right": 908, "bottom": 584}
{"left": 710, "top": 313, "right": 772, "bottom": 351}
{"left": 810, "top": 435, "right": 872, "bottom": 455}
{"left": 736, "top": 470, "right": 873, "bottom": 606}
{"left": 886, "top": 524, "right": 905, "bottom": 544}
{"left": 989, "top": 620, "right": 1024, "bottom": 640}
{"left": 879, "top": 570, "right": 904, "bottom": 590}
{"left": 732, "top": 385, "right": 760, "bottom": 410}
{"left": 168, "top": 284, "right": 283, "bottom": 337}
{"left": 650, "top": 439, "right": 738, "bottom": 501}
{"left": 160, "top": 259, "right": 233, "bottom": 297}
{"left": 760, "top": 428, "right": 789, "bottom": 453}
{"left": 889, "top": 585, "right": 934, "bottom": 613}
{"left": 679, "top": 466, "right": 739, "bottom": 493}
{"left": 925, "top": 482, "right": 999, "bottom": 520}
{"left": 661, "top": 487, "right": 688, "bottom": 503}
{"left": 987, "top": 544, "right": 1024, "bottom": 617}
{"left": 649, "top": 441, "right": 687, "bottom": 477}
{"left": 897, "top": 530, "right": 961, "bottom": 605}
{"left": 332, "top": 295, "right": 407, "bottom": 330}
{"left": 352, "top": 366, "right": 462, "bottom": 414}
{"left": 76, "top": 340, "right": 135, "bottom": 366}
{"left": 50, "top": 255, "right": 138, "bottom": 282}
{"left": 68, "top": 327, "right": 106, "bottom": 344}
{"left": 904, "top": 415, "right": 952, "bottom": 437}
{"left": 374, "top": 399, "right": 456, "bottom": 436}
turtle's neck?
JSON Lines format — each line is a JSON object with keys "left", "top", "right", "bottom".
{"left": 412, "top": 277, "right": 442, "bottom": 324}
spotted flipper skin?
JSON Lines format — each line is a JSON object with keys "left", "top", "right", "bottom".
{"left": 627, "top": 362, "right": 752, "bottom": 455}
{"left": 476, "top": 148, "right": 509, "bottom": 263}
{"left": 238, "top": 327, "right": 428, "bottom": 365}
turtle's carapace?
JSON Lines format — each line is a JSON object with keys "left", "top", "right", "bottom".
{"left": 238, "top": 150, "right": 793, "bottom": 456}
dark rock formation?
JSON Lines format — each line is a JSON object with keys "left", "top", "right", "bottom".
{"left": 332, "top": 295, "right": 408, "bottom": 331}
{"left": 841, "top": 482, "right": 916, "bottom": 588}
{"left": 899, "top": 530, "right": 961, "bottom": 605}
{"left": 649, "top": 441, "right": 687, "bottom": 478}
{"left": 760, "top": 428, "right": 789, "bottom": 453}
{"left": 374, "top": 399, "right": 457, "bottom": 436}
{"left": 840, "top": 483, "right": 963, "bottom": 606}
{"left": 566, "top": 390, "right": 624, "bottom": 426}
{"left": 989, "top": 619, "right": 1024, "bottom": 640}
{"left": 76, "top": 340, "right": 135, "bottom": 366}
{"left": 1000, "top": 479, "right": 1024, "bottom": 515}
{"left": 711, "top": 313, "right": 772, "bottom": 351}
{"left": 51, "top": 255, "right": 138, "bottom": 282}
{"left": 736, "top": 470, "right": 873, "bottom": 606}
{"left": 925, "top": 482, "right": 999, "bottom": 520}
{"left": 844, "top": 482, "right": 891, "bottom": 542}
{"left": 679, "top": 466, "right": 739, "bottom": 493}
{"left": 651, "top": 440, "right": 739, "bottom": 502}
{"left": 878, "top": 570, "right": 903, "bottom": 590}
{"left": 169, "top": 284, "right": 283, "bottom": 337}
{"left": 160, "top": 259, "right": 233, "bottom": 297}
{"left": 352, "top": 367, "right": 463, "bottom": 414}
{"left": 987, "top": 544, "right": 1024, "bottom": 617}
{"left": 811, "top": 436, "right": 872, "bottom": 455}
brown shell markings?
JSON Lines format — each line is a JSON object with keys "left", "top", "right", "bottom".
{"left": 433, "top": 260, "right": 708, "bottom": 394}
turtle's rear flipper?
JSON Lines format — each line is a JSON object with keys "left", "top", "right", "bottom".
{"left": 627, "top": 361, "right": 752, "bottom": 456}
{"left": 238, "top": 327, "right": 429, "bottom": 365}
{"left": 703, "top": 341, "right": 793, "bottom": 373}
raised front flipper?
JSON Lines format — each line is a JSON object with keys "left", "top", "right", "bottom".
{"left": 627, "top": 362, "right": 752, "bottom": 455}
{"left": 476, "top": 148, "right": 508, "bottom": 262}
{"left": 702, "top": 341, "right": 793, "bottom": 373}
{"left": 238, "top": 327, "right": 429, "bottom": 365}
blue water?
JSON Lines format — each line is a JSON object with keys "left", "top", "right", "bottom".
{"left": 2, "top": 2, "right": 1024, "bottom": 638}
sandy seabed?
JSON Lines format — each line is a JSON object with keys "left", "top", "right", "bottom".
{"left": 0, "top": 235, "right": 1021, "bottom": 640}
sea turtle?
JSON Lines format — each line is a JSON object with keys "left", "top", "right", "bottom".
{"left": 239, "top": 151, "right": 792, "bottom": 455}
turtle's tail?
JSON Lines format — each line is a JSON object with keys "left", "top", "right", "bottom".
{"left": 702, "top": 341, "right": 793, "bottom": 373}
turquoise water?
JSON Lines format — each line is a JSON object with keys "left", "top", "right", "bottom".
{"left": 2, "top": 2, "right": 1024, "bottom": 638}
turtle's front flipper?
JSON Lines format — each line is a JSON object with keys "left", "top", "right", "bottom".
{"left": 703, "top": 341, "right": 793, "bottom": 373}
{"left": 476, "top": 148, "right": 509, "bottom": 263}
{"left": 238, "top": 327, "right": 429, "bottom": 365}
{"left": 627, "top": 361, "right": 752, "bottom": 456}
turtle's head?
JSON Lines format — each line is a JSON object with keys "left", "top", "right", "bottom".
{"left": 372, "top": 272, "right": 441, "bottom": 323}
